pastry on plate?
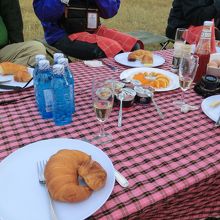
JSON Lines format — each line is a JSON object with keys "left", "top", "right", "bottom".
{"left": 128, "top": 49, "right": 153, "bottom": 65}
{"left": 0, "top": 62, "right": 27, "bottom": 75}
{"left": 14, "top": 70, "right": 32, "bottom": 82}
{"left": 45, "top": 149, "right": 107, "bottom": 203}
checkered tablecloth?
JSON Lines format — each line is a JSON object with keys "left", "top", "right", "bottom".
{"left": 0, "top": 49, "right": 220, "bottom": 220}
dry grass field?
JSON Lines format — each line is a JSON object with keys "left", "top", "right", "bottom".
{"left": 20, "top": 0, "right": 173, "bottom": 50}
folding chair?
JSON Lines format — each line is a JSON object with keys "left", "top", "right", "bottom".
{"left": 126, "top": 31, "right": 173, "bottom": 50}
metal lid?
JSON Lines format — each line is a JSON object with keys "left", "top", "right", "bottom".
{"left": 134, "top": 86, "right": 152, "bottom": 98}
{"left": 121, "top": 87, "right": 136, "bottom": 101}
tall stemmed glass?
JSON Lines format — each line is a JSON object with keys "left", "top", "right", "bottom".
{"left": 171, "top": 28, "right": 189, "bottom": 73}
{"left": 174, "top": 54, "right": 199, "bottom": 108}
{"left": 92, "top": 78, "right": 115, "bottom": 143}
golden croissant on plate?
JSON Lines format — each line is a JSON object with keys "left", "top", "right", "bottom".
{"left": 0, "top": 62, "right": 27, "bottom": 75}
{"left": 44, "top": 149, "right": 107, "bottom": 203}
{"left": 14, "top": 70, "right": 32, "bottom": 82}
{"left": 0, "top": 62, "right": 31, "bottom": 82}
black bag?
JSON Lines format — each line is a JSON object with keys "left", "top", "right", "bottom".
{"left": 61, "top": 0, "right": 100, "bottom": 34}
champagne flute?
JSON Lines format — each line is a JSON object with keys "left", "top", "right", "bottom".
{"left": 174, "top": 54, "right": 199, "bottom": 108}
{"left": 171, "top": 28, "right": 189, "bottom": 73}
{"left": 92, "top": 78, "right": 115, "bottom": 143}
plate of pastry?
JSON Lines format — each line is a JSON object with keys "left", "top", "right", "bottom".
{"left": 0, "top": 138, "right": 115, "bottom": 220}
{"left": 114, "top": 50, "right": 165, "bottom": 68}
{"left": 201, "top": 95, "right": 220, "bottom": 122}
{"left": 120, "top": 67, "right": 180, "bottom": 92}
{"left": 0, "top": 62, "right": 33, "bottom": 92}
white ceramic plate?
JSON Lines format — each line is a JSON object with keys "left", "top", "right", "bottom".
{"left": 0, "top": 67, "right": 33, "bottom": 92}
{"left": 120, "top": 67, "right": 180, "bottom": 92}
{"left": 201, "top": 95, "right": 220, "bottom": 122}
{"left": 114, "top": 52, "right": 165, "bottom": 68}
{"left": 0, "top": 138, "right": 115, "bottom": 220}
{"left": 0, "top": 75, "right": 13, "bottom": 83}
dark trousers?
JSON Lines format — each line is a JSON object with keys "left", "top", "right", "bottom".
{"left": 52, "top": 35, "right": 140, "bottom": 60}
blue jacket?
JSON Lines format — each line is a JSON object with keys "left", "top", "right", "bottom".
{"left": 33, "top": 0, "right": 120, "bottom": 44}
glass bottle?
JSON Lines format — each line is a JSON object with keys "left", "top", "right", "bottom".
{"left": 194, "top": 21, "right": 213, "bottom": 82}
{"left": 37, "top": 60, "right": 53, "bottom": 119}
{"left": 57, "top": 57, "right": 75, "bottom": 114}
{"left": 52, "top": 64, "right": 72, "bottom": 126}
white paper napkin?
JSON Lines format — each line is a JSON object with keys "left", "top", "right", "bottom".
{"left": 83, "top": 60, "right": 104, "bottom": 67}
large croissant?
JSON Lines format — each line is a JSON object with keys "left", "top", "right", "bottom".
{"left": 0, "top": 62, "right": 27, "bottom": 75}
{"left": 44, "top": 149, "right": 107, "bottom": 203}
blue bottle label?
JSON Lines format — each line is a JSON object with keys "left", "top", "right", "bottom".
{"left": 43, "top": 89, "right": 53, "bottom": 112}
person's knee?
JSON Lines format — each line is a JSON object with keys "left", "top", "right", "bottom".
{"left": 26, "top": 41, "right": 46, "bottom": 56}
{"left": 23, "top": 41, "right": 47, "bottom": 66}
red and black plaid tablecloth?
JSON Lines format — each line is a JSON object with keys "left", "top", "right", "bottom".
{"left": 0, "top": 49, "right": 220, "bottom": 220}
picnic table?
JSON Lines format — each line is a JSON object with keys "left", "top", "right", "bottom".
{"left": 0, "top": 49, "right": 219, "bottom": 220}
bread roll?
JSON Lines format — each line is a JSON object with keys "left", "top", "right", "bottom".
{"left": 207, "top": 61, "right": 218, "bottom": 68}
{"left": 128, "top": 49, "right": 153, "bottom": 65}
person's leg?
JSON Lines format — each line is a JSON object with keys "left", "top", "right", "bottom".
{"left": 96, "top": 26, "right": 144, "bottom": 51}
{"left": 52, "top": 36, "right": 106, "bottom": 60}
{"left": 0, "top": 41, "right": 46, "bottom": 66}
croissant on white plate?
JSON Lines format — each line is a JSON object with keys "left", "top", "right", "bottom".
{"left": 44, "top": 149, "right": 107, "bottom": 203}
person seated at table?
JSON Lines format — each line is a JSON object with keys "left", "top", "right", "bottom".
{"left": 0, "top": 0, "right": 46, "bottom": 67}
{"left": 33, "top": 0, "right": 144, "bottom": 60}
{"left": 165, "top": 0, "right": 220, "bottom": 40}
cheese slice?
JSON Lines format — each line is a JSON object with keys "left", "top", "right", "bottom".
{"left": 209, "top": 100, "right": 220, "bottom": 107}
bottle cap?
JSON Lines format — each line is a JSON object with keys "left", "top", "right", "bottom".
{"left": 53, "top": 64, "right": 65, "bottom": 75}
{"left": 53, "top": 53, "right": 64, "bottom": 63}
{"left": 204, "top": 21, "right": 213, "bottom": 26}
{"left": 57, "top": 58, "right": 68, "bottom": 67}
{"left": 35, "top": 54, "right": 46, "bottom": 64}
{"left": 38, "top": 60, "right": 50, "bottom": 70}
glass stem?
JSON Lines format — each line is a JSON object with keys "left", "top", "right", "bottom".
{"left": 181, "top": 91, "right": 185, "bottom": 105}
{"left": 99, "top": 122, "right": 105, "bottom": 137}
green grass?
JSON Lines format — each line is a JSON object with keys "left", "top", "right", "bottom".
{"left": 20, "top": 0, "right": 173, "bottom": 50}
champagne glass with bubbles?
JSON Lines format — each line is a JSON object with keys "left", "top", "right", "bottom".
{"left": 173, "top": 54, "right": 199, "bottom": 108}
{"left": 92, "top": 78, "right": 115, "bottom": 143}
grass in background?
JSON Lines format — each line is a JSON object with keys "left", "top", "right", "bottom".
{"left": 20, "top": 0, "right": 173, "bottom": 50}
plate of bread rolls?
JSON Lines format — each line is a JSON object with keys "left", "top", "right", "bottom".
{"left": 114, "top": 50, "right": 165, "bottom": 67}
{"left": 0, "top": 138, "right": 115, "bottom": 220}
{"left": 0, "top": 62, "right": 33, "bottom": 91}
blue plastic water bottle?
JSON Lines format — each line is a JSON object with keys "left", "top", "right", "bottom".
{"left": 53, "top": 53, "right": 64, "bottom": 64}
{"left": 57, "top": 58, "right": 75, "bottom": 113}
{"left": 33, "top": 54, "right": 46, "bottom": 80}
{"left": 33, "top": 54, "right": 46, "bottom": 110}
{"left": 52, "top": 64, "right": 72, "bottom": 126}
{"left": 37, "top": 60, "right": 53, "bottom": 119}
